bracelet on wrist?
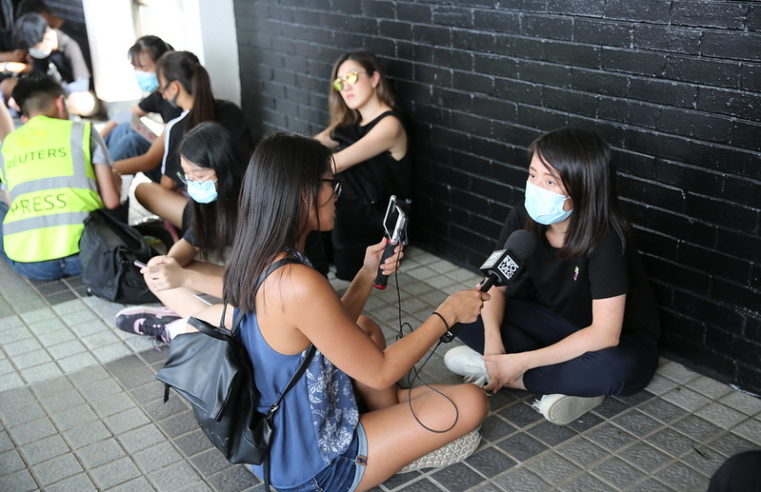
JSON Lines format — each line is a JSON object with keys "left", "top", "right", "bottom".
{"left": 431, "top": 311, "right": 450, "bottom": 333}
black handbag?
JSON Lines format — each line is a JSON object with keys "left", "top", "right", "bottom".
{"left": 155, "top": 257, "right": 315, "bottom": 489}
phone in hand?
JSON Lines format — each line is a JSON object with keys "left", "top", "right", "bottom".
{"left": 374, "top": 195, "right": 410, "bottom": 289}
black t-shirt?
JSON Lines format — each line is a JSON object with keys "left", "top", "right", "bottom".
{"left": 31, "top": 30, "right": 89, "bottom": 85}
{"left": 330, "top": 110, "right": 412, "bottom": 207}
{"left": 162, "top": 99, "right": 254, "bottom": 189}
{"left": 137, "top": 91, "right": 182, "bottom": 123}
{"left": 498, "top": 206, "right": 660, "bottom": 342}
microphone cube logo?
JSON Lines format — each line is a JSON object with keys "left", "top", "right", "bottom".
{"left": 497, "top": 255, "right": 519, "bottom": 280}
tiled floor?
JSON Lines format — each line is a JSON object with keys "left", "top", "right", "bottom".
{"left": 1, "top": 246, "right": 760, "bottom": 491}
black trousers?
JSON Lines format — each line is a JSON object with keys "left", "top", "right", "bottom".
{"left": 456, "top": 300, "right": 659, "bottom": 397}
{"left": 708, "top": 451, "right": 761, "bottom": 492}
{"left": 331, "top": 200, "right": 384, "bottom": 281}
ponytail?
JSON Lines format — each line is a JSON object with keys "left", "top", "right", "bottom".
{"left": 188, "top": 64, "right": 215, "bottom": 131}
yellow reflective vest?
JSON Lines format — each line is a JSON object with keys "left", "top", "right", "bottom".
{"left": 0, "top": 116, "right": 103, "bottom": 262}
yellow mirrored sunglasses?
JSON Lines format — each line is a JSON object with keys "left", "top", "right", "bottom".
{"left": 332, "top": 71, "right": 360, "bottom": 91}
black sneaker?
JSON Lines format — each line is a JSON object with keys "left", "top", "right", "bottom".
{"left": 114, "top": 306, "right": 180, "bottom": 344}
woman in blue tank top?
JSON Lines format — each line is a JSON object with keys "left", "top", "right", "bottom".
{"left": 192, "top": 133, "right": 489, "bottom": 491}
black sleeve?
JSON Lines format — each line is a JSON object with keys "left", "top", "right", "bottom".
{"left": 182, "top": 226, "right": 197, "bottom": 247}
{"left": 496, "top": 205, "right": 524, "bottom": 248}
{"left": 138, "top": 91, "right": 162, "bottom": 114}
{"left": 56, "top": 30, "right": 89, "bottom": 81}
{"left": 588, "top": 232, "right": 629, "bottom": 299}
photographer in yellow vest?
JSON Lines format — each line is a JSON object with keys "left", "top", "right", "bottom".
{"left": 0, "top": 73, "right": 119, "bottom": 281}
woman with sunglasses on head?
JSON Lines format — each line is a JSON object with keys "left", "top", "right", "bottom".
{"left": 114, "top": 122, "right": 246, "bottom": 343}
{"left": 191, "top": 133, "right": 488, "bottom": 491}
{"left": 114, "top": 51, "right": 253, "bottom": 230}
{"left": 445, "top": 128, "right": 661, "bottom": 425}
{"left": 315, "top": 51, "right": 411, "bottom": 280}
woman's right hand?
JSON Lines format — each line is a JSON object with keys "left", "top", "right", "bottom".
{"left": 436, "top": 288, "right": 490, "bottom": 327}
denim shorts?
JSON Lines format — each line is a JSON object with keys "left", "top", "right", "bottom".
{"left": 275, "top": 423, "right": 368, "bottom": 492}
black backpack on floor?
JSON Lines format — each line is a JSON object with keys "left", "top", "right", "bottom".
{"left": 78, "top": 209, "right": 158, "bottom": 304}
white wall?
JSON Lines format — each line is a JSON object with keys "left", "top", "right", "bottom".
{"left": 83, "top": 0, "right": 241, "bottom": 105}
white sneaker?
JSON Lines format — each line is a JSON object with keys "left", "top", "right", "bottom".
{"left": 532, "top": 394, "right": 605, "bottom": 425}
{"left": 444, "top": 345, "right": 489, "bottom": 386}
{"left": 397, "top": 428, "right": 481, "bottom": 473}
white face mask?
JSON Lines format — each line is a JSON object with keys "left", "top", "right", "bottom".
{"left": 524, "top": 181, "right": 573, "bottom": 225}
{"left": 28, "top": 46, "right": 53, "bottom": 59}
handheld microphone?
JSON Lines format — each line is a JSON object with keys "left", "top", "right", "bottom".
{"left": 440, "top": 229, "right": 537, "bottom": 343}
{"left": 374, "top": 195, "right": 409, "bottom": 289}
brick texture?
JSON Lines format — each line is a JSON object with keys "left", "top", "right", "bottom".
{"left": 233, "top": 0, "right": 761, "bottom": 394}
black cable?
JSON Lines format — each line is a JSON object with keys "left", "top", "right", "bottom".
{"left": 390, "top": 253, "right": 460, "bottom": 434}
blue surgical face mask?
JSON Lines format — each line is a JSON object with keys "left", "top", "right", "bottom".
{"left": 187, "top": 179, "right": 217, "bottom": 204}
{"left": 135, "top": 70, "right": 159, "bottom": 93}
{"left": 524, "top": 181, "right": 573, "bottom": 225}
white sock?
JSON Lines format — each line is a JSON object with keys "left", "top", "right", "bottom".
{"left": 165, "top": 317, "right": 189, "bottom": 340}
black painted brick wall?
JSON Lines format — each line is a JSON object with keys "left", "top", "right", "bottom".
{"left": 233, "top": 0, "right": 761, "bottom": 394}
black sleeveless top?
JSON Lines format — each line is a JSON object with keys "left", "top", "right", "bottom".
{"left": 330, "top": 111, "right": 412, "bottom": 207}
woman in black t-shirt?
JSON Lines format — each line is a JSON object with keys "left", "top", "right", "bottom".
{"left": 113, "top": 122, "right": 245, "bottom": 342}
{"left": 314, "top": 51, "right": 411, "bottom": 280}
{"left": 446, "top": 128, "right": 661, "bottom": 425}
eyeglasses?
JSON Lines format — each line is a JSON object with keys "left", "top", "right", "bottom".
{"left": 320, "top": 178, "right": 342, "bottom": 198}
{"left": 332, "top": 71, "right": 360, "bottom": 92}
{"left": 177, "top": 171, "right": 216, "bottom": 185}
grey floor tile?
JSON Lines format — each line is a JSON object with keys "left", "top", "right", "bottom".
{"left": 0, "top": 469, "right": 38, "bottom": 492}
{"left": 0, "top": 372, "right": 24, "bottom": 392}
{"left": 64, "top": 420, "right": 112, "bottom": 449}
{"left": 12, "top": 349, "right": 52, "bottom": 370}
{"left": 645, "top": 427, "right": 698, "bottom": 458}
{"left": 708, "top": 432, "right": 758, "bottom": 457}
{"left": 628, "top": 478, "right": 676, "bottom": 491}
{"left": 481, "top": 415, "right": 516, "bottom": 443}
{"left": 117, "top": 423, "right": 166, "bottom": 454}
{"left": 671, "top": 414, "right": 722, "bottom": 443}
{"left": 76, "top": 439, "right": 127, "bottom": 468}
{"left": 661, "top": 387, "right": 711, "bottom": 412}
{"left": 528, "top": 420, "right": 578, "bottom": 446}
{"left": 190, "top": 448, "right": 232, "bottom": 478}
{"left": 566, "top": 411, "right": 603, "bottom": 433}
{"left": 134, "top": 442, "right": 183, "bottom": 474}
{"left": 614, "top": 390, "right": 655, "bottom": 407}
{"left": 106, "top": 476, "right": 155, "bottom": 492}
{"left": 130, "top": 380, "right": 167, "bottom": 404}
{"left": 0, "top": 387, "right": 36, "bottom": 413}
{"left": 592, "top": 397, "right": 629, "bottom": 418}
{"left": 40, "top": 389, "right": 86, "bottom": 413}
{"left": 654, "top": 461, "right": 710, "bottom": 491}
{"left": 611, "top": 409, "right": 662, "bottom": 437}
{"left": 378, "top": 469, "right": 421, "bottom": 490}
{"left": 591, "top": 456, "right": 645, "bottom": 489}
{"left": 681, "top": 448, "right": 726, "bottom": 478}
{"left": 396, "top": 477, "right": 445, "bottom": 491}
{"left": 30, "top": 376, "right": 74, "bottom": 399}
{"left": 37, "top": 328, "right": 76, "bottom": 347}
{"left": 731, "top": 419, "right": 761, "bottom": 446}
{"left": 556, "top": 438, "right": 609, "bottom": 468}
{"left": 142, "top": 395, "right": 188, "bottom": 421}
{"left": 156, "top": 410, "right": 198, "bottom": 438}
{"left": 91, "top": 456, "right": 142, "bottom": 489}
{"left": 499, "top": 402, "right": 542, "bottom": 429}
{"left": 47, "top": 340, "right": 87, "bottom": 359}
{"left": 585, "top": 422, "right": 637, "bottom": 452}
{"left": 32, "top": 452, "right": 83, "bottom": 485}
{"left": 497, "top": 432, "right": 548, "bottom": 462}
{"left": 4, "top": 337, "right": 43, "bottom": 356}
{"left": 21, "top": 362, "right": 64, "bottom": 383}
{"left": 465, "top": 447, "right": 517, "bottom": 478}
{"left": 0, "top": 430, "right": 14, "bottom": 452}
{"left": 147, "top": 461, "right": 205, "bottom": 491}
{"left": 0, "top": 325, "right": 31, "bottom": 344}
{"left": 78, "top": 377, "right": 124, "bottom": 401}
{"left": 719, "top": 391, "right": 761, "bottom": 416}
{"left": 20, "top": 434, "right": 70, "bottom": 465}
{"left": 7, "top": 416, "right": 57, "bottom": 445}
{"left": 0, "top": 448, "right": 26, "bottom": 474}
{"left": 92, "top": 393, "right": 136, "bottom": 418}
{"left": 431, "top": 462, "right": 485, "bottom": 491}
{"left": 524, "top": 452, "right": 580, "bottom": 485}
{"left": 557, "top": 473, "right": 615, "bottom": 492}
{"left": 104, "top": 407, "right": 150, "bottom": 434}
{"left": 493, "top": 466, "right": 551, "bottom": 491}
{"left": 695, "top": 402, "right": 747, "bottom": 430}
{"left": 68, "top": 364, "right": 110, "bottom": 386}
{"left": 174, "top": 429, "right": 214, "bottom": 457}
{"left": 57, "top": 352, "right": 99, "bottom": 373}
{"left": 685, "top": 376, "right": 733, "bottom": 399}
{"left": 639, "top": 398, "right": 688, "bottom": 424}
{"left": 658, "top": 361, "right": 699, "bottom": 384}
{"left": 45, "top": 473, "right": 97, "bottom": 492}
{"left": 0, "top": 401, "right": 46, "bottom": 427}
{"left": 617, "top": 441, "right": 672, "bottom": 473}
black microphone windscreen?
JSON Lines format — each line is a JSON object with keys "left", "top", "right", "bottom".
{"left": 503, "top": 229, "right": 537, "bottom": 261}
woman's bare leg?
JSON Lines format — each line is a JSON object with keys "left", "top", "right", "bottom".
{"left": 356, "top": 383, "right": 487, "bottom": 491}
{"left": 134, "top": 182, "right": 187, "bottom": 228}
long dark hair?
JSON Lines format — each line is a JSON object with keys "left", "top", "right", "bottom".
{"left": 127, "top": 35, "right": 173, "bottom": 66}
{"left": 156, "top": 51, "right": 214, "bottom": 131}
{"left": 328, "top": 51, "right": 398, "bottom": 132}
{"left": 178, "top": 122, "right": 244, "bottom": 261}
{"left": 527, "top": 127, "right": 630, "bottom": 258}
{"left": 224, "top": 133, "right": 332, "bottom": 312}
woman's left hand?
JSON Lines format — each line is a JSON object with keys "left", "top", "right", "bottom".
{"left": 483, "top": 353, "right": 528, "bottom": 393}
{"left": 362, "top": 238, "right": 404, "bottom": 277}
{"left": 143, "top": 256, "right": 186, "bottom": 292}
